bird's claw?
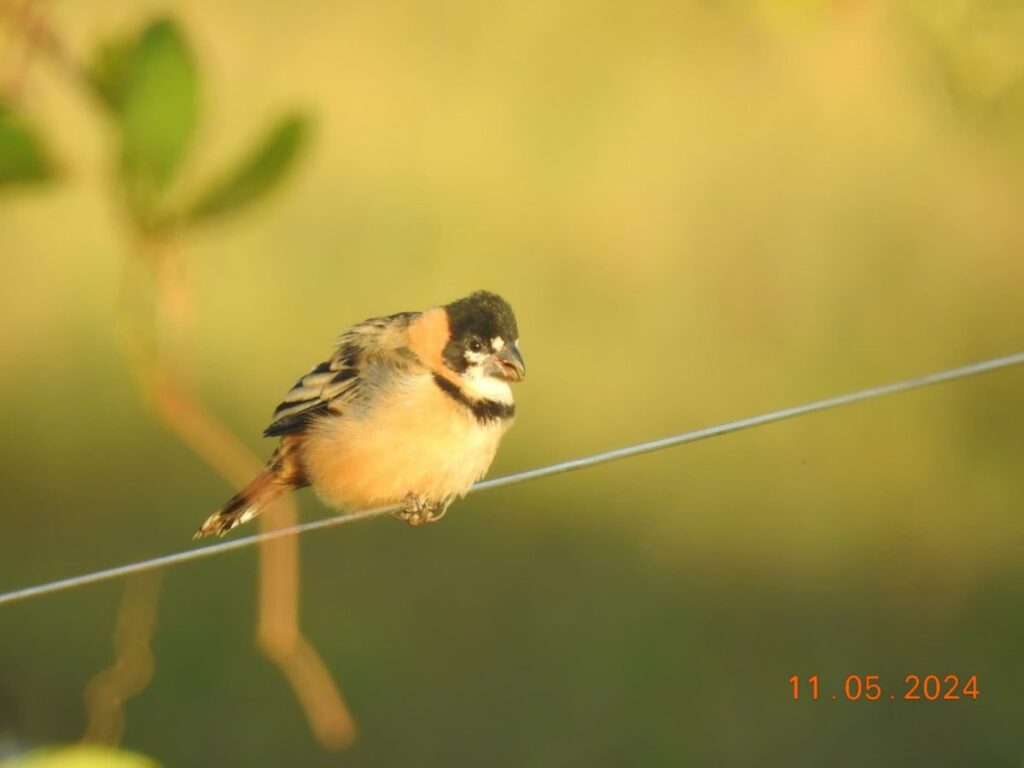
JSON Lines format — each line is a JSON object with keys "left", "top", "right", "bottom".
{"left": 394, "top": 496, "right": 450, "bottom": 526}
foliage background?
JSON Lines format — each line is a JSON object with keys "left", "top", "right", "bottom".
{"left": 2, "top": 0, "right": 1023, "bottom": 765}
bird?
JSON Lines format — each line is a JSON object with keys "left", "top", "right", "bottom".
{"left": 194, "top": 290, "right": 525, "bottom": 539}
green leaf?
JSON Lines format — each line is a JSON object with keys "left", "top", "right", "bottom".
{"left": 185, "top": 113, "right": 310, "bottom": 223}
{"left": 117, "top": 18, "right": 199, "bottom": 200}
{"left": 0, "top": 104, "right": 57, "bottom": 187}
{"left": 89, "top": 34, "right": 138, "bottom": 109}
{"left": 0, "top": 745, "right": 161, "bottom": 768}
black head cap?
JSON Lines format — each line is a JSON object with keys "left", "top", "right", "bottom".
{"left": 444, "top": 290, "right": 519, "bottom": 343}
{"left": 441, "top": 291, "right": 519, "bottom": 373}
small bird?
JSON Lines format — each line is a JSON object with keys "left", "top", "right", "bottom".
{"left": 195, "top": 291, "right": 525, "bottom": 538}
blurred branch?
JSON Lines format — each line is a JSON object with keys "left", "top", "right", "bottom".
{"left": 1, "top": 0, "right": 37, "bottom": 100}
{"left": 0, "top": 0, "right": 89, "bottom": 100}
{"left": 119, "top": 235, "right": 356, "bottom": 751}
{"left": 82, "top": 573, "right": 162, "bottom": 746}
{"left": 2, "top": 4, "right": 352, "bottom": 751}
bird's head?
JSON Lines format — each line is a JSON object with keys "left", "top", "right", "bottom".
{"left": 442, "top": 291, "right": 525, "bottom": 384}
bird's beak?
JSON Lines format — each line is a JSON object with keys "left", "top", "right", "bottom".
{"left": 488, "top": 343, "right": 526, "bottom": 382}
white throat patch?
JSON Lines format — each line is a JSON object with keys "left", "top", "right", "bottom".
{"left": 461, "top": 366, "right": 514, "bottom": 403}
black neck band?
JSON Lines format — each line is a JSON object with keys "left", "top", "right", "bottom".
{"left": 433, "top": 374, "right": 515, "bottom": 423}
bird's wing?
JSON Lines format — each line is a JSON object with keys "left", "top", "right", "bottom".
{"left": 263, "top": 312, "right": 421, "bottom": 437}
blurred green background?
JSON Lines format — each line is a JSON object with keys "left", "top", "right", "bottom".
{"left": 2, "top": 0, "right": 1024, "bottom": 765}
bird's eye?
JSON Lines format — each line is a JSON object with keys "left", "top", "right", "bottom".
{"left": 467, "top": 338, "right": 484, "bottom": 353}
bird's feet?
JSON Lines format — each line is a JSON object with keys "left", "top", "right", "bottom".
{"left": 394, "top": 495, "right": 450, "bottom": 526}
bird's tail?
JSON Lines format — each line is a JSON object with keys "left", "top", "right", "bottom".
{"left": 194, "top": 442, "right": 305, "bottom": 539}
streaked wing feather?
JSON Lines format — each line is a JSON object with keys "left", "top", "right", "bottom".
{"left": 263, "top": 401, "right": 335, "bottom": 437}
{"left": 262, "top": 312, "right": 420, "bottom": 438}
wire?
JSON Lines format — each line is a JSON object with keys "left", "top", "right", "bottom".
{"left": 2, "top": 351, "right": 1023, "bottom": 609}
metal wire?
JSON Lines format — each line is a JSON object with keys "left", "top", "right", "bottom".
{"left": 2, "top": 351, "right": 1022, "bottom": 609}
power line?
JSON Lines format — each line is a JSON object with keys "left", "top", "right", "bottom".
{"left": 2, "top": 351, "right": 1022, "bottom": 609}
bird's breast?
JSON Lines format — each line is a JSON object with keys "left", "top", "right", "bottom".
{"left": 301, "top": 373, "right": 511, "bottom": 510}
